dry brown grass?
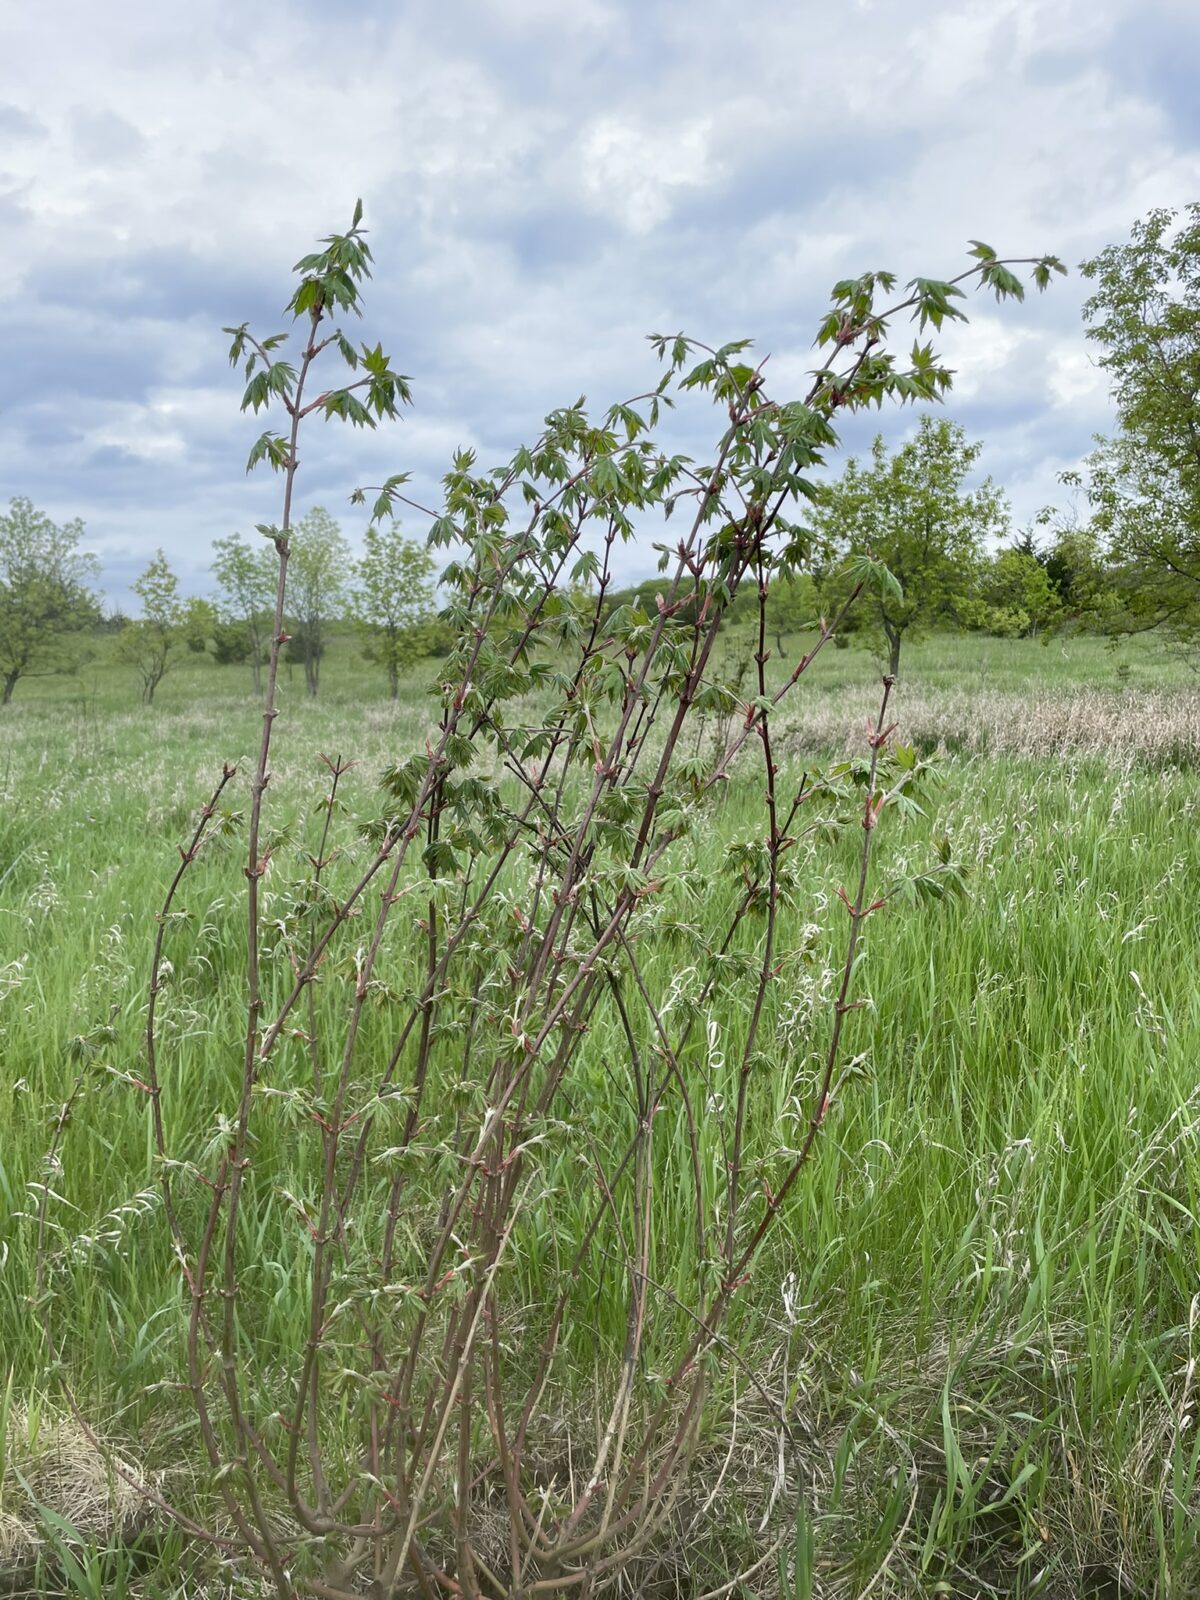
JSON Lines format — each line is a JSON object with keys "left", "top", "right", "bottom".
{"left": 0, "top": 1406, "right": 146, "bottom": 1576}
{"left": 780, "top": 684, "right": 1200, "bottom": 764}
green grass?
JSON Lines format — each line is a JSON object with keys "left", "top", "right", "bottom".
{"left": 15, "top": 621, "right": 1190, "bottom": 717}
{"left": 2, "top": 631, "right": 1199, "bottom": 1596}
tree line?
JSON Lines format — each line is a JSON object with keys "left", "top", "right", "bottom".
{"left": 2, "top": 203, "right": 1197, "bottom": 703}
{"left": 0, "top": 504, "right": 437, "bottom": 704}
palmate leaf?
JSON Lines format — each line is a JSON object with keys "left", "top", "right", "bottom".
{"left": 321, "top": 389, "right": 375, "bottom": 427}
{"left": 906, "top": 277, "right": 969, "bottom": 331}
{"left": 222, "top": 322, "right": 249, "bottom": 366}
{"left": 979, "top": 261, "right": 1026, "bottom": 302}
{"left": 843, "top": 552, "right": 904, "bottom": 601}
{"left": 1033, "top": 255, "right": 1068, "bottom": 289}
{"left": 245, "top": 433, "right": 290, "bottom": 474}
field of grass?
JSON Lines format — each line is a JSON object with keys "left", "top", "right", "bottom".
{"left": 2, "top": 629, "right": 1199, "bottom": 1598}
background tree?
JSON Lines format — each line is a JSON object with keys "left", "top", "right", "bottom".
{"left": 1005, "top": 486, "right": 1114, "bottom": 629}
{"left": 211, "top": 619, "right": 255, "bottom": 666}
{"left": 809, "top": 416, "right": 1008, "bottom": 676}
{"left": 121, "top": 550, "right": 185, "bottom": 704}
{"left": 765, "top": 571, "right": 818, "bottom": 654}
{"left": 0, "top": 496, "right": 99, "bottom": 705}
{"left": 181, "top": 596, "right": 217, "bottom": 653}
{"left": 211, "top": 532, "right": 276, "bottom": 692}
{"left": 288, "top": 506, "right": 350, "bottom": 696}
{"left": 1079, "top": 204, "right": 1200, "bottom": 642}
{"left": 1083, "top": 436, "right": 1200, "bottom": 640}
{"left": 1047, "top": 527, "right": 1110, "bottom": 623}
{"left": 983, "top": 542, "right": 1063, "bottom": 637}
{"left": 349, "top": 523, "right": 435, "bottom": 698}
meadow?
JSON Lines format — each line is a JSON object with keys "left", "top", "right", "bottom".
{"left": 2, "top": 628, "right": 1199, "bottom": 1598}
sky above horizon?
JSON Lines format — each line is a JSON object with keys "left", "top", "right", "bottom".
{"left": 2, "top": 0, "right": 1199, "bottom": 609}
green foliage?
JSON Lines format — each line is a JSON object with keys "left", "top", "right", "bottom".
{"left": 287, "top": 507, "right": 350, "bottom": 697}
{"left": 223, "top": 197, "right": 412, "bottom": 480}
{"left": 283, "top": 620, "right": 323, "bottom": 669}
{"left": 1043, "top": 529, "right": 1096, "bottom": 619}
{"left": 118, "top": 550, "right": 185, "bottom": 704}
{"left": 1080, "top": 204, "right": 1200, "bottom": 641}
{"left": 809, "top": 417, "right": 1009, "bottom": 675}
{"left": 766, "top": 571, "right": 819, "bottom": 652}
{"left": 982, "top": 546, "right": 1063, "bottom": 637}
{"left": 181, "top": 596, "right": 217, "bottom": 653}
{"left": 210, "top": 617, "right": 256, "bottom": 666}
{"left": 808, "top": 245, "right": 1062, "bottom": 412}
{"left": 211, "top": 532, "right": 276, "bottom": 692}
{"left": 0, "top": 496, "right": 99, "bottom": 704}
{"left": 349, "top": 523, "right": 436, "bottom": 698}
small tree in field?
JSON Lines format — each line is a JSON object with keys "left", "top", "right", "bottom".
{"left": 1044, "top": 518, "right": 1113, "bottom": 626}
{"left": 350, "top": 522, "right": 435, "bottom": 697}
{"left": 983, "top": 543, "right": 1063, "bottom": 637}
{"left": 211, "top": 531, "right": 276, "bottom": 692}
{"left": 121, "top": 550, "right": 185, "bottom": 704}
{"left": 181, "top": 595, "right": 218, "bottom": 653}
{"left": 811, "top": 415, "right": 1008, "bottom": 676}
{"left": 766, "top": 570, "right": 818, "bottom": 653}
{"left": 37, "top": 209, "right": 1064, "bottom": 1600}
{"left": 289, "top": 506, "right": 350, "bottom": 695}
{"left": 0, "top": 496, "right": 99, "bottom": 704}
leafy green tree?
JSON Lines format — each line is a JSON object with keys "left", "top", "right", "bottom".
{"left": 182, "top": 596, "right": 218, "bottom": 653}
{"left": 349, "top": 523, "right": 435, "bottom": 698}
{"left": 1025, "top": 492, "right": 1116, "bottom": 626}
{"left": 1079, "top": 204, "right": 1200, "bottom": 640}
{"left": 765, "top": 572, "right": 818, "bottom": 654}
{"left": 211, "top": 531, "right": 276, "bottom": 692}
{"left": 982, "top": 545, "right": 1062, "bottom": 637}
{"left": 0, "top": 496, "right": 99, "bottom": 704}
{"left": 1082, "top": 436, "right": 1200, "bottom": 639}
{"left": 808, "top": 416, "right": 1008, "bottom": 676}
{"left": 289, "top": 507, "right": 350, "bottom": 696}
{"left": 211, "top": 619, "right": 255, "bottom": 665}
{"left": 121, "top": 550, "right": 185, "bottom": 704}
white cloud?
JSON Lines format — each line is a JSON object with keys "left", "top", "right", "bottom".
{"left": 933, "top": 316, "right": 1033, "bottom": 403}
{"left": 578, "top": 114, "right": 720, "bottom": 234}
{"left": 1047, "top": 345, "right": 1109, "bottom": 413}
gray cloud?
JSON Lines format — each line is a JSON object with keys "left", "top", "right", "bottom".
{"left": 70, "top": 107, "right": 147, "bottom": 164}
{"left": 0, "top": 103, "right": 47, "bottom": 140}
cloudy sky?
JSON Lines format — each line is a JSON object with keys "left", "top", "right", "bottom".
{"left": 2, "top": 0, "right": 1198, "bottom": 608}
